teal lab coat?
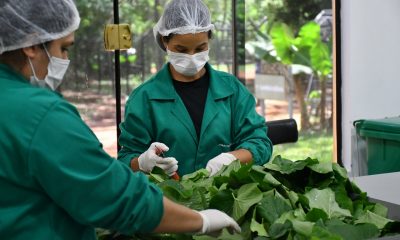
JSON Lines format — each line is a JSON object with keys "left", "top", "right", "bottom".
{"left": 118, "top": 63, "right": 272, "bottom": 176}
{"left": 0, "top": 64, "right": 163, "bottom": 239}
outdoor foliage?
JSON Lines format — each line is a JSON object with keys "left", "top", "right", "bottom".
{"left": 98, "top": 157, "right": 400, "bottom": 240}
{"left": 272, "top": 130, "right": 333, "bottom": 163}
{"left": 248, "top": 20, "right": 332, "bottom": 129}
{"left": 67, "top": 0, "right": 234, "bottom": 93}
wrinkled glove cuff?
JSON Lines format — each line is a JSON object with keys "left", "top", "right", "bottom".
{"left": 197, "top": 211, "right": 209, "bottom": 234}
{"left": 221, "top": 153, "right": 236, "bottom": 162}
{"left": 138, "top": 153, "right": 150, "bottom": 173}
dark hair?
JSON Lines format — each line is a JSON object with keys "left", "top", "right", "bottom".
{"left": 39, "top": 41, "right": 51, "bottom": 49}
{"left": 0, "top": 49, "right": 26, "bottom": 68}
{"left": 156, "top": 30, "right": 213, "bottom": 52}
{"left": 0, "top": 41, "right": 51, "bottom": 66}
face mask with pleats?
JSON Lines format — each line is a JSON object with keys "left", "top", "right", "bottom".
{"left": 28, "top": 44, "right": 70, "bottom": 91}
{"left": 167, "top": 49, "right": 209, "bottom": 76}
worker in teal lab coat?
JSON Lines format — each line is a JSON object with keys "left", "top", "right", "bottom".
{"left": 0, "top": 0, "right": 240, "bottom": 239}
{"left": 118, "top": 0, "right": 273, "bottom": 177}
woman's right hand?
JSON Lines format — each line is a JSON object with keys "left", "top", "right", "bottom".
{"left": 197, "top": 209, "right": 241, "bottom": 236}
{"left": 138, "top": 142, "right": 178, "bottom": 175}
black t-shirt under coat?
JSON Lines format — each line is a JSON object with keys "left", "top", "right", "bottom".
{"left": 173, "top": 72, "right": 209, "bottom": 139}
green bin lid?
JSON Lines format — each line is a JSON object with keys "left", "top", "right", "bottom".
{"left": 354, "top": 117, "right": 400, "bottom": 141}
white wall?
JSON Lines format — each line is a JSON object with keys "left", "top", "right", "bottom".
{"left": 341, "top": 0, "right": 400, "bottom": 170}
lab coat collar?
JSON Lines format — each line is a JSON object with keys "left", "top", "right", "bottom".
{"left": 149, "top": 63, "right": 234, "bottom": 100}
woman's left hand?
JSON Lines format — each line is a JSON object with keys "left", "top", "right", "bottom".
{"left": 205, "top": 153, "right": 236, "bottom": 176}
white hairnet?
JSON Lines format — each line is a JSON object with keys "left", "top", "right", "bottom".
{"left": 0, "top": 0, "right": 80, "bottom": 54}
{"left": 153, "top": 0, "right": 214, "bottom": 50}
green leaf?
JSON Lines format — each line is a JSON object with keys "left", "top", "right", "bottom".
{"left": 158, "top": 180, "right": 192, "bottom": 202}
{"left": 127, "top": 55, "right": 137, "bottom": 63}
{"left": 233, "top": 183, "right": 263, "bottom": 220}
{"left": 230, "top": 163, "right": 254, "bottom": 186}
{"left": 263, "top": 172, "right": 282, "bottom": 186}
{"left": 150, "top": 166, "right": 169, "bottom": 178}
{"left": 296, "top": 22, "right": 321, "bottom": 48}
{"left": 186, "top": 187, "right": 208, "bottom": 210}
{"left": 250, "top": 209, "right": 268, "bottom": 237}
{"left": 249, "top": 166, "right": 281, "bottom": 191}
{"left": 287, "top": 190, "right": 299, "bottom": 207}
{"left": 305, "top": 208, "right": 329, "bottom": 222}
{"left": 216, "top": 160, "right": 242, "bottom": 177}
{"left": 304, "top": 188, "right": 352, "bottom": 219}
{"left": 256, "top": 190, "right": 293, "bottom": 225}
{"left": 382, "top": 221, "right": 400, "bottom": 236}
{"left": 268, "top": 220, "right": 292, "bottom": 239}
{"left": 209, "top": 189, "right": 234, "bottom": 215}
{"left": 270, "top": 22, "right": 295, "bottom": 65}
{"left": 310, "top": 226, "right": 343, "bottom": 240}
{"left": 182, "top": 169, "right": 209, "bottom": 182}
{"left": 239, "top": 218, "right": 253, "bottom": 240}
{"left": 332, "top": 184, "right": 354, "bottom": 213}
{"left": 372, "top": 203, "right": 388, "bottom": 218}
{"left": 325, "top": 220, "right": 380, "bottom": 240}
{"left": 355, "top": 210, "right": 393, "bottom": 230}
{"left": 193, "top": 229, "right": 243, "bottom": 240}
{"left": 291, "top": 219, "right": 314, "bottom": 236}
{"left": 213, "top": 160, "right": 242, "bottom": 188}
{"left": 119, "top": 55, "right": 126, "bottom": 63}
{"left": 307, "top": 171, "right": 334, "bottom": 189}
{"left": 264, "top": 156, "right": 317, "bottom": 174}
{"left": 310, "top": 42, "right": 332, "bottom": 76}
{"left": 149, "top": 173, "right": 166, "bottom": 184}
{"left": 308, "top": 162, "right": 333, "bottom": 174}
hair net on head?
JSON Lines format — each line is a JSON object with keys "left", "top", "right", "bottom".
{"left": 153, "top": 0, "right": 214, "bottom": 50}
{"left": 0, "top": 0, "right": 80, "bottom": 54}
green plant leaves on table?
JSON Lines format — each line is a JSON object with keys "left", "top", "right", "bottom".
{"left": 98, "top": 156, "right": 400, "bottom": 240}
{"left": 256, "top": 190, "right": 292, "bottom": 225}
{"left": 304, "top": 188, "right": 352, "bottom": 219}
{"left": 233, "top": 183, "right": 263, "bottom": 220}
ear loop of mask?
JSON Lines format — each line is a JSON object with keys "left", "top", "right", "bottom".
{"left": 27, "top": 45, "right": 49, "bottom": 88}
{"left": 28, "top": 44, "right": 50, "bottom": 80}
{"left": 43, "top": 44, "right": 52, "bottom": 60}
{"left": 28, "top": 57, "right": 40, "bottom": 80}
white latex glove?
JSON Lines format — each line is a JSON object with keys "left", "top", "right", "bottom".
{"left": 138, "top": 142, "right": 178, "bottom": 175}
{"left": 197, "top": 209, "right": 241, "bottom": 236}
{"left": 156, "top": 157, "right": 178, "bottom": 176}
{"left": 205, "top": 153, "right": 236, "bottom": 176}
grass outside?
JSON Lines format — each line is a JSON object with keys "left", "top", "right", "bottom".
{"left": 271, "top": 130, "right": 334, "bottom": 163}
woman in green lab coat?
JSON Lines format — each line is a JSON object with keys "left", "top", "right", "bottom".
{"left": 0, "top": 0, "right": 240, "bottom": 239}
{"left": 118, "top": 0, "right": 273, "bottom": 177}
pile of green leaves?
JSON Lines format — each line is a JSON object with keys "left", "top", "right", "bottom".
{"left": 100, "top": 156, "right": 400, "bottom": 240}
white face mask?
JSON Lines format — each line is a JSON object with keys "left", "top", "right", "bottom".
{"left": 167, "top": 49, "right": 209, "bottom": 76}
{"left": 28, "top": 45, "right": 70, "bottom": 91}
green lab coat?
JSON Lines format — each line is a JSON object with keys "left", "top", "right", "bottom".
{"left": 118, "top": 63, "right": 272, "bottom": 176}
{"left": 0, "top": 64, "right": 163, "bottom": 239}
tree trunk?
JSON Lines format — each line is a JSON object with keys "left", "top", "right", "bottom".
{"left": 97, "top": 51, "right": 102, "bottom": 93}
{"left": 293, "top": 73, "right": 310, "bottom": 130}
{"left": 107, "top": 52, "right": 115, "bottom": 97}
{"left": 125, "top": 52, "right": 130, "bottom": 95}
{"left": 320, "top": 76, "right": 327, "bottom": 129}
{"left": 140, "top": 37, "right": 145, "bottom": 83}
{"left": 74, "top": 44, "right": 79, "bottom": 91}
{"left": 154, "top": 0, "right": 164, "bottom": 71}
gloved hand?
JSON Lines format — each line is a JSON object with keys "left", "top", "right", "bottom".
{"left": 156, "top": 157, "right": 178, "bottom": 176}
{"left": 197, "top": 209, "right": 241, "bottom": 236}
{"left": 205, "top": 153, "right": 236, "bottom": 176}
{"left": 138, "top": 142, "right": 178, "bottom": 175}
